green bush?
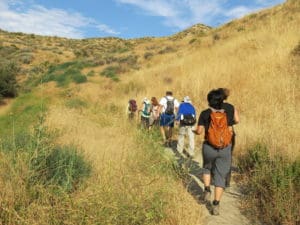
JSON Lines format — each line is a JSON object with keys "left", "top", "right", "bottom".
{"left": 238, "top": 143, "right": 300, "bottom": 225}
{"left": 72, "top": 73, "right": 87, "bottom": 84}
{"left": 100, "top": 66, "right": 121, "bottom": 81}
{"left": 0, "top": 61, "right": 19, "bottom": 98}
{"left": 189, "top": 38, "right": 197, "bottom": 44}
{"left": 31, "top": 145, "right": 91, "bottom": 192}
{"left": 118, "top": 55, "right": 138, "bottom": 66}
{"left": 41, "top": 61, "right": 91, "bottom": 86}
{"left": 0, "top": 122, "right": 92, "bottom": 193}
{"left": 87, "top": 70, "right": 95, "bottom": 77}
{"left": 144, "top": 52, "right": 154, "bottom": 60}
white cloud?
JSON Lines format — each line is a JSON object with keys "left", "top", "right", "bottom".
{"left": 0, "top": 0, "right": 119, "bottom": 38}
{"left": 97, "top": 24, "right": 120, "bottom": 35}
{"left": 116, "top": 0, "right": 180, "bottom": 17}
{"left": 224, "top": 6, "right": 257, "bottom": 18}
{"left": 115, "top": 0, "right": 284, "bottom": 30}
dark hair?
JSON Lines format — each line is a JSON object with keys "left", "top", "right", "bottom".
{"left": 151, "top": 97, "right": 159, "bottom": 106}
{"left": 166, "top": 91, "right": 173, "bottom": 96}
{"left": 207, "top": 89, "right": 223, "bottom": 109}
{"left": 217, "top": 88, "right": 230, "bottom": 101}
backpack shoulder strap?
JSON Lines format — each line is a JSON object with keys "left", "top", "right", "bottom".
{"left": 210, "top": 107, "right": 224, "bottom": 113}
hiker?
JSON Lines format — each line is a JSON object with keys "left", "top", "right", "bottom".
{"left": 193, "top": 89, "right": 234, "bottom": 215}
{"left": 158, "top": 91, "right": 180, "bottom": 146}
{"left": 176, "top": 96, "right": 196, "bottom": 158}
{"left": 126, "top": 99, "right": 138, "bottom": 120}
{"left": 218, "top": 88, "right": 240, "bottom": 187}
{"left": 149, "top": 97, "right": 160, "bottom": 129}
{"left": 139, "top": 97, "right": 151, "bottom": 129}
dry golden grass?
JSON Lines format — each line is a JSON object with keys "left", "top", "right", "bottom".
{"left": 0, "top": 1, "right": 299, "bottom": 224}
{"left": 45, "top": 97, "right": 204, "bottom": 225}
{"left": 121, "top": 2, "right": 300, "bottom": 158}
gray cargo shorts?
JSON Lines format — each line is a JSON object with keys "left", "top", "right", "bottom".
{"left": 202, "top": 143, "right": 232, "bottom": 188}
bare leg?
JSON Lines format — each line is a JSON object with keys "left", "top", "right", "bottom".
{"left": 168, "top": 127, "right": 173, "bottom": 142}
{"left": 160, "top": 126, "right": 166, "bottom": 142}
{"left": 214, "top": 187, "right": 224, "bottom": 201}
{"left": 203, "top": 174, "right": 211, "bottom": 187}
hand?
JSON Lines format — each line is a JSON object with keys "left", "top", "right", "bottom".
{"left": 192, "top": 130, "right": 199, "bottom": 135}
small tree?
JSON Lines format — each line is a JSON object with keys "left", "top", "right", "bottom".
{"left": 0, "top": 61, "right": 19, "bottom": 98}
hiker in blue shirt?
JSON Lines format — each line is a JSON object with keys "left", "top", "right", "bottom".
{"left": 176, "top": 96, "right": 196, "bottom": 157}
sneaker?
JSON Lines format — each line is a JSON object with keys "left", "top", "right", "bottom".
{"left": 212, "top": 204, "right": 220, "bottom": 216}
{"left": 203, "top": 191, "right": 211, "bottom": 202}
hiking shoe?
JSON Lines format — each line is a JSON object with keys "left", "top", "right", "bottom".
{"left": 203, "top": 191, "right": 211, "bottom": 203}
{"left": 212, "top": 204, "right": 220, "bottom": 216}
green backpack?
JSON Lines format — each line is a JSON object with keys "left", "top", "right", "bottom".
{"left": 142, "top": 102, "right": 151, "bottom": 116}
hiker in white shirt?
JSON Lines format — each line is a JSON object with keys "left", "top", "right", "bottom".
{"left": 158, "top": 91, "right": 180, "bottom": 147}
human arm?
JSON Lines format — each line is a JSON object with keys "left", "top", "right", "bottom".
{"left": 192, "top": 110, "right": 206, "bottom": 135}
{"left": 233, "top": 108, "right": 240, "bottom": 124}
{"left": 158, "top": 97, "right": 165, "bottom": 114}
{"left": 193, "top": 125, "right": 204, "bottom": 135}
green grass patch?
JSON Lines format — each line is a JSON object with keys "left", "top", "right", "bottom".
{"left": 0, "top": 92, "right": 47, "bottom": 137}
{"left": 41, "top": 61, "right": 90, "bottom": 86}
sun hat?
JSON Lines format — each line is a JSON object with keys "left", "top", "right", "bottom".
{"left": 183, "top": 96, "right": 191, "bottom": 103}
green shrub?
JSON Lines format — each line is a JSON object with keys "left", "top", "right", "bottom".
{"left": 189, "top": 38, "right": 197, "bottom": 44}
{"left": 19, "top": 54, "right": 34, "bottom": 64}
{"left": 71, "top": 73, "right": 87, "bottom": 84}
{"left": 0, "top": 61, "right": 19, "bottom": 98}
{"left": 144, "top": 52, "right": 154, "bottom": 60}
{"left": 118, "top": 55, "right": 138, "bottom": 66}
{"left": 0, "top": 115, "right": 91, "bottom": 193}
{"left": 41, "top": 61, "right": 91, "bottom": 86}
{"left": 87, "top": 70, "right": 95, "bottom": 77}
{"left": 0, "top": 45, "right": 19, "bottom": 56}
{"left": 31, "top": 145, "right": 91, "bottom": 192}
{"left": 100, "top": 66, "right": 121, "bottom": 81}
{"left": 238, "top": 143, "right": 300, "bottom": 225}
{"left": 158, "top": 46, "right": 176, "bottom": 54}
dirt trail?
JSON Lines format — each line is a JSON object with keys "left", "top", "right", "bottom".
{"left": 165, "top": 145, "right": 254, "bottom": 225}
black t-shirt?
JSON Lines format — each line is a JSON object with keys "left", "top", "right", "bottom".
{"left": 221, "top": 102, "right": 235, "bottom": 125}
{"left": 198, "top": 103, "right": 235, "bottom": 133}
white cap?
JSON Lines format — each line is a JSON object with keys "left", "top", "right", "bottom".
{"left": 143, "top": 97, "right": 150, "bottom": 103}
{"left": 183, "top": 96, "right": 191, "bottom": 103}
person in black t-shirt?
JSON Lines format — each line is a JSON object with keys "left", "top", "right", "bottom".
{"left": 193, "top": 89, "right": 234, "bottom": 216}
{"left": 218, "top": 88, "right": 240, "bottom": 187}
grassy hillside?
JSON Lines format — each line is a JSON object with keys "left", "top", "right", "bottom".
{"left": 0, "top": 0, "right": 299, "bottom": 224}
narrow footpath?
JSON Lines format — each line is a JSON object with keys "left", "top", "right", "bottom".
{"left": 165, "top": 142, "right": 254, "bottom": 225}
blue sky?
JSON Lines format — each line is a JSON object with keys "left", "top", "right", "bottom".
{"left": 0, "top": 0, "right": 285, "bottom": 39}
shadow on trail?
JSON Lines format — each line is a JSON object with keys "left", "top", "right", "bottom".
{"left": 167, "top": 140, "right": 207, "bottom": 206}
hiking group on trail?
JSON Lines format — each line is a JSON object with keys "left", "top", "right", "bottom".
{"left": 127, "top": 88, "right": 239, "bottom": 216}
